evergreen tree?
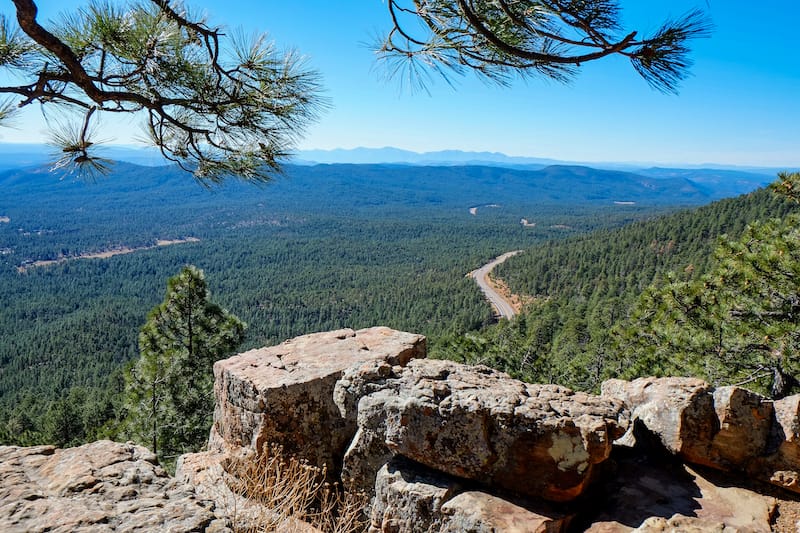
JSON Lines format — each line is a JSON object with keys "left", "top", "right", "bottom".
{"left": 614, "top": 173, "right": 800, "bottom": 398}
{"left": 123, "top": 265, "right": 245, "bottom": 463}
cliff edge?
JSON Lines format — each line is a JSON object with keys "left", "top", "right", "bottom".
{"left": 3, "top": 327, "right": 800, "bottom": 532}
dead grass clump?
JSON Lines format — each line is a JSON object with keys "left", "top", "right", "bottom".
{"left": 225, "top": 444, "right": 367, "bottom": 533}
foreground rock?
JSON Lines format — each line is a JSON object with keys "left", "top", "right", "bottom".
{"left": 602, "top": 377, "right": 800, "bottom": 497}
{"left": 369, "top": 456, "right": 572, "bottom": 532}
{"left": 210, "top": 327, "right": 425, "bottom": 475}
{"left": 6, "top": 325, "right": 800, "bottom": 532}
{"left": 601, "top": 377, "right": 720, "bottom": 465}
{"left": 0, "top": 440, "right": 229, "bottom": 533}
{"left": 582, "top": 448, "right": 777, "bottom": 533}
{"left": 336, "top": 358, "right": 629, "bottom": 502}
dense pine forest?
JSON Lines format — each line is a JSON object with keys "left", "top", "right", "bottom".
{"left": 0, "top": 160, "right": 776, "bottom": 446}
{"left": 441, "top": 183, "right": 797, "bottom": 393}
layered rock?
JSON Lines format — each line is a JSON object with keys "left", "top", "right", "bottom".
{"left": 336, "top": 358, "right": 629, "bottom": 502}
{"left": 0, "top": 440, "right": 229, "bottom": 533}
{"left": 210, "top": 326, "right": 425, "bottom": 474}
{"left": 602, "top": 377, "right": 800, "bottom": 496}
{"left": 751, "top": 394, "right": 800, "bottom": 493}
{"left": 369, "top": 457, "right": 571, "bottom": 533}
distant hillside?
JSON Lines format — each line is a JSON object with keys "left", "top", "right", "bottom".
{"left": 0, "top": 143, "right": 785, "bottom": 198}
{"left": 0, "top": 161, "right": 717, "bottom": 216}
{"left": 637, "top": 167, "right": 774, "bottom": 199}
{"left": 280, "top": 163, "right": 714, "bottom": 207}
{"left": 296, "top": 147, "right": 787, "bottom": 187}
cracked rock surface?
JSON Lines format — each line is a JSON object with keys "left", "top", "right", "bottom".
{"left": 210, "top": 327, "right": 425, "bottom": 476}
{"left": 335, "top": 358, "right": 629, "bottom": 502}
{"left": 0, "top": 440, "right": 229, "bottom": 533}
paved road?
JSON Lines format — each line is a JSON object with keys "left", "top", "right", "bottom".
{"left": 470, "top": 250, "right": 523, "bottom": 320}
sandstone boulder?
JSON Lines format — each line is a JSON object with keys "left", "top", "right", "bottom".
{"left": 0, "top": 440, "right": 229, "bottom": 533}
{"left": 749, "top": 394, "right": 800, "bottom": 493}
{"left": 601, "top": 377, "right": 800, "bottom": 498}
{"left": 211, "top": 327, "right": 425, "bottom": 475}
{"left": 602, "top": 378, "right": 774, "bottom": 471}
{"left": 711, "top": 386, "right": 772, "bottom": 468}
{"left": 337, "top": 358, "right": 628, "bottom": 502}
{"left": 369, "top": 457, "right": 571, "bottom": 533}
{"left": 601, "top": 377, "right": 718, "bottom": 465}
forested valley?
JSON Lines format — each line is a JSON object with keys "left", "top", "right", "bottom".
{"left": 0, "top": 159, "right": 777, "bottom": 447}
{"left": 442, "top": 181, "right": 798, "bottom": 395}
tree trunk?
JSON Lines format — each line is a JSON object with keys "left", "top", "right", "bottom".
{"left": 771, "top": 364, "right": 796, "bottom": 399}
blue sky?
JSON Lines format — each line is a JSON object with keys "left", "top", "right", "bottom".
{"left": 3, "top": 1, "right": 799, "bottom": 167}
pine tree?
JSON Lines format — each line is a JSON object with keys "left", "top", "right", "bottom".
{"left": 123, "top": 265, "right": 245, "bottom": 463}
{"left": 614, "top": 173, "right": 800, "bottom": 398}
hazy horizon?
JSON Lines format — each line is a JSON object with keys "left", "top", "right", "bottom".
{"left": 0, "top": 1, "right": 797, "bottom": 168}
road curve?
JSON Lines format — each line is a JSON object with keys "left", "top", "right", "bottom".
{"left": 469, "top": 250, "right": 523, "bottom": 320}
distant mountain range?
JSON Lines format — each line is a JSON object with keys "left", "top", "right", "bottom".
{"left": 0, "top": 161, "right": 772, "bottom": 211}
{"left": 295, "top": 147, "right": 568, "bottom": 167}
{"left": 0, "top": 144, "right": 787, "bottom": 200}
{"left": 295, "top": 147, "right": 792, "bottom": 176}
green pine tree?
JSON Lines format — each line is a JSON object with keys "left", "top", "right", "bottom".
{"left": 123, "top": 265, "right": 245, "bottom": 464}
{"left": 614, "top": 173, "right": 800, "bottom": 398}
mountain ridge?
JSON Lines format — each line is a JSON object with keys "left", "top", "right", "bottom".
{"left": 0, "top": 161, "right": 726, "bottom": 207}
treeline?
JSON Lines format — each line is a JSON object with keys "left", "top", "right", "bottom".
{"left": 437, "top": 182, "right": 798, "bottom": 392}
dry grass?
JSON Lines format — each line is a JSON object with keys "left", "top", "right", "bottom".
{"left": 224, "top": 444, "right": 368, "bottom": 533}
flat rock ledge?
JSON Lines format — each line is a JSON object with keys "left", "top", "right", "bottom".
{"left": 335, "top": 358, "right": 629, "bottom": 502}
{"left": 0, "top": 440, "right": 230, "bottom": 533}
{"left": 210, "top": 326, "right": 426, "bottom": 475}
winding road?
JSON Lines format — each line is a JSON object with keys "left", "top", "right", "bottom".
{"left": 470, "top": 250, "right": 523, "bottom": 320}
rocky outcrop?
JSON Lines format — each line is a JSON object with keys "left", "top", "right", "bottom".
{"left": 369, "top": 457, "right": 572, "bottom": 533}
{"left": 210, "top": 327, "right": 425, "bottom": 475}
{"left": 0, "top": 440, "right": 229, "bottom": 533}
{"left": 602, "top": 376, "right": 800, "bottom": 497}
{"left": 6, "top": 329, "right": 799, "bottom": 533}
{"left": 336, "top": 358, "right": 629, "bottom": 502}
